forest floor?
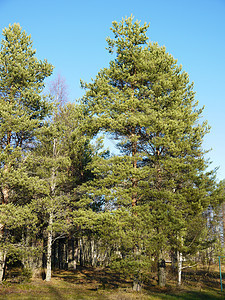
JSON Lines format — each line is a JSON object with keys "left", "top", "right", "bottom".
{"left": 0, "top": 265, "right": 224, "bottom": 299}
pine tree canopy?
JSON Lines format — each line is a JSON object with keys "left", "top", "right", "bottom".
{"left": 81, "top": 15, "right": 213, "bottom": 208}
{"left": 80, "top": 16, "right": 219, "bottom": 279}
{"left": 0, "top": 23, "right": 53, "bottom": 152}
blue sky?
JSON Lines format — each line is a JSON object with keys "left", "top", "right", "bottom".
{"left": 0, "top": 0, "right": 225, "bottom": 181}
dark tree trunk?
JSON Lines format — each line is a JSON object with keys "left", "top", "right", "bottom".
{"left": 158, "top": 258, "right": 166, "bottom": 287}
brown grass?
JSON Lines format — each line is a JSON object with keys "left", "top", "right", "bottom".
{"left": 0, "top": 264, "right": 224, "bottom": 299}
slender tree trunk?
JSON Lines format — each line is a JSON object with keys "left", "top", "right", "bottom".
{"left": 91, "top": 239, "right": 98, "bottom": 267}
{"left": 74, "top": 239, "right": 79, "bottom": 270}
{"left": 64, "top": 240, "right": 68, "bottom": 270}
{"left": 0, "top": 215, "right": 7, "bottom": 281}
{"left": 177, "top": 250, "right": 182, "bottom": 286}
{"left": 79, "top": 237, "right": 85, "bottom": 267}
{"left": 46, "top": 212, "right": 53, "bottom": 281}
{"left": 0, "top": 165, "right": 9, "bottom": 282}
{"left": 45, "top": 137, "right": 57, "bottom": 281}
{"left": 0, "top": 248, "right": 6, "bottom": 282}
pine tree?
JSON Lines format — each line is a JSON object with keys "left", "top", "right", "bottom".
{"left": 0, "top": 23, "right": 53, "bottom": 281}
{"left": 81, "top": 16, "right": 219, "bottom": 287}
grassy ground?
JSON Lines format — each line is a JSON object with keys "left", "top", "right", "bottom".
{"left": 0, "top": 266, "right": 224, "bottom": 299}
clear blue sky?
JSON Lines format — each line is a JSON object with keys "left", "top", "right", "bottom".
{"left": 0, "top": 0, "right": 225, "bottom": 181}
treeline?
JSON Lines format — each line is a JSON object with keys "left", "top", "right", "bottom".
{"left": 0, "top": 17, "right": 224, "bottom": 290}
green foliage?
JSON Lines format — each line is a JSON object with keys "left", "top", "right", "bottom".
{"left": 0, "top": 23, "right": 53, "bottom": 203}
{"left": 0, "top": 19, "right": 223, "bottom": 288}
{"left": 0, "top": 23, "right": 53, "bottom": 273}
{"left": 0, "top": 23, "right": 53, "bottom": 148}
{"left": 80, "top": 15, "right": 221, "bottom": 281}
{"left": 21, "top": 267, "right": 33, "bottom": 282}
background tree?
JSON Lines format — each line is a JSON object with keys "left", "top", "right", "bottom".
{"left": 48, "top": 73, "right": 68, "bottom": 108}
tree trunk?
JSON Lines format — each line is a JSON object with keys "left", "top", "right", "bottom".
{"left": 91, "top": 239, "right": 97, "bottom": 267}
{"left": 68, "top": 238, "right": 77, "bottom": 270}
{"left": 0, "top": 228, "right": 7, "bottom": 282}
{"left": 0, "top": 165, "right": 10, "bottom": 282}
{"left": 64, "top": 240, "right": 68, "bottom": 270}
{"left": 79, "top": 237, "right": 84, "bottom": 267}
{"left": 46, "top": 212, "right": 53, "bottom": 281}
{"left": 0, "top": 223, "right": 6, "bottom": 282}
{"left": 45, "top": 137, "right": 56, "bottom": 280}
{"left": 0, "top": 249, "right": 6, "bottom": 282}
{"left": 177, "top": 250, "right": 182, "bottom": 286}
{"left": 158, "top": 257, "right": 166, "bottom": 287}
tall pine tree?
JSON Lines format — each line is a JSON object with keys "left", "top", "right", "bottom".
{"left": 81, "top": 16, "right": 218, "bottom": 287}
{"left": 0, "top": 23, "right": 53, "bottom": 281}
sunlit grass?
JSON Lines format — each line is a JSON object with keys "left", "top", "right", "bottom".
{"left": 0, "top": 267, "right": 224, "bottom": 299}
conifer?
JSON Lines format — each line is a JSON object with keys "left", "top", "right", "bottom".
{"left": 0, "top": 23, "right": 53, "bottom": 281}
{"left": 81, "top": 16, "right": 218, "bottom": 286}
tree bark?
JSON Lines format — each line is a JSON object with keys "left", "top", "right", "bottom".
{"left": 0, "top": 248, "right": 6, "bottom": 282}
{"left": 0, "top": 220, "right": 6, "bottom": 282}
{"left": 177, "top": 250, "right": 182, "bottom": 286}
{"left": 158, "top": 257, "right": 166, "bottom": 287}
{"left": 90, "top": 239, "right": 97, "bottom": 267}
{"left": 45, "top": 137, "right": 57, "bottom": 280}
{"left": 45, "top": 212, "right": 53, "bottom": 281}
{"left": 79, "top": 237, "right": 84, "bottom": 267}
